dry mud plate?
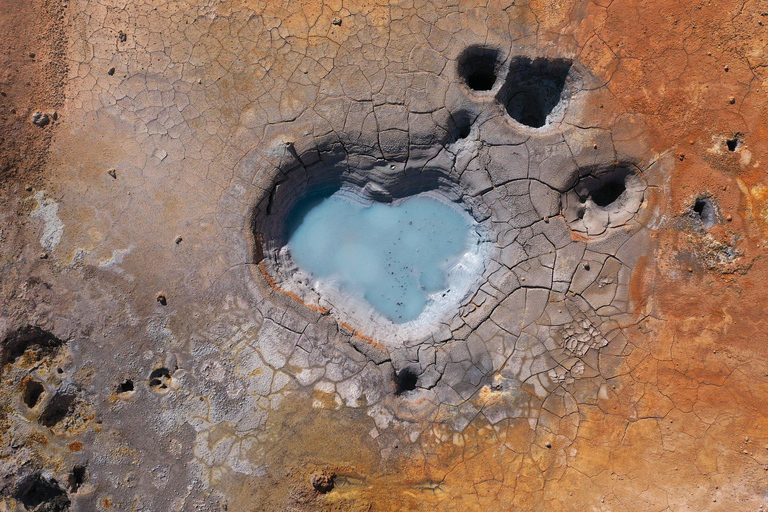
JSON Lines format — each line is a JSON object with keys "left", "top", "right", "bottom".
{"left": 1, "top": 0, "right": 768, "bottom": 511}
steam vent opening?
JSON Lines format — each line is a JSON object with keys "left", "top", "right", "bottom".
{"left": 500, "top": 57, "right": 572, "bottom": 128}
{"left": 457, "top": 45, "right": 500, "bottom": 91}
{"left": 254, "top": 161, "right": 488, "bottom": 336}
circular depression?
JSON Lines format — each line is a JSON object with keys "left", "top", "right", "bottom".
{"left": 252, "top": 155, "right": 491, "bottom": 343}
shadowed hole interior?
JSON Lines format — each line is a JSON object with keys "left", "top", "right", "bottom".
{"left": 68, "top": 466, "right": 87, "bottom": 493}
{"left": 592, "top": 180, "right": 626, "bottom": 207}
{"left": 38, "top": 392, "right": 76, "bottom": 427}
{"left": 693, "top": 197, "right": 717, "bottom": 228}
{"left": 457, "top": 45, "right": 500, "bottom": 92}
{"left": 445, "top": 110, "right": 474, "bottom": 145}
{"left": 395, "top": 368, "right": 418, "bottom": 395}
{"left": 117, "top": 379, "right": 134, "bottom": 393}
{"left": 14, "top": 474, "right": 70, "bottom": 512}
{"left": 726, "top": 134, "right": 741, "bottom": 152}
{"left": 1, "top": 326, "right": 63, "bottom": 367}
{"left": 500, "top": 57, "right": 572, "bottom": 128}
{"left": 23, "top": 380, "right": 45, "bottom": 409}
{"left": 149, "top": 368, "right": 171, "bottom": 393}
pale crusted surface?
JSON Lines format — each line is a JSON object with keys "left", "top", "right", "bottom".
{"left": 2, "top": 0, "right": 768, "bottom": 511}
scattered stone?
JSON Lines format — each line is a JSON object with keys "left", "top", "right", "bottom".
{"left": 118, "top": 31, "right": 127, "bottom": 42}
{"left": 332, "top": 17, "right": 342, "bottom": 26}
{"left": 311, "top": 472, "right": 335, "bottom": 493}
{"left": 728, "top": 96, "right": 736, "bottom": 104}
{"left": 108, "top": 67, "right": 115, "bottom": 76}
{"left": 174, "top": 236, "right": 183, "bottom": 244}
{"left": 156, "top": 293, "right": 167, "bottom": 305}
{"left": 108, "top": 168, "right": 117, "bottom": 179}
{"left": 28, "top": 52, "right": 35, "bottom": 58}
{"left": 31, "top": 111, "right": 50, "bottom": 127}
{"left": 39, "top": 252, "right": 48, "bottom": 259}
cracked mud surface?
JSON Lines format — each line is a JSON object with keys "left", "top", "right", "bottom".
{"left": 2, "top": 0, "right": 768, "bottom": 511}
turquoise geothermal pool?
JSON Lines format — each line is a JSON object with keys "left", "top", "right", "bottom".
{"left": 287, "top": 190, "right": 477, "bottom": 323}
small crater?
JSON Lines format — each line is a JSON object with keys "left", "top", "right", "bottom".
{"left": 68, "top": 466, "right": 87, "bottom": 493}
{"left": 14, "top": 473, "right": 71, "bottom": 512}
{"left": 23, "top": 380, "right": 46, "bottom": 409}
{"left": 117, "top": 379, "right": 134, "bottom": 394}
{"left": 148, "top": 368, "right": 172, "bottom": 394}
{"left": 394, "top": 367, "right": 419, "bottom": 395}
{"left": 561, "top": 165, "right": 646, "bottom": 237}
{"left": 726, "top": 134, "right": 742, "bottom": 152}
{"left": 1, "top": 326, "right": 64, "bottom": 368}
{"left": 499, "top": 57, "right": 572, "bottom": 128}
{"left": 446, "top": 111, "right": 474, "bottom": 144}
{"left": 457, "top": 45, "right": 500, "bottom": 92}
{"left": 38, "top": 392, "right": 76, "bottom": 428}
{"left": 692, "top": 196, "right": 718, "bottom": 229}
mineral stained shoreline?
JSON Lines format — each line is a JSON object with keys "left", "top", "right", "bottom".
{"left": 2, "top": 1, "right": 768, "bottom": 511}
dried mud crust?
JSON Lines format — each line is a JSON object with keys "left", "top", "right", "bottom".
{"left": 0, "top": 0, "right": 67, "bottom": 185}
{"left": 2, "top": 0, "right": 768, "bottom": 511}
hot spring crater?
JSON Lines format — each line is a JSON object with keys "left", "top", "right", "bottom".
{"left": 252, "top": 158, "right": 491, "bottom": 344}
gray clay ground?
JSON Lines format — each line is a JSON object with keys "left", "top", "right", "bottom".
{"left": 0, "top": 4, "right": 672, "bottom": 510}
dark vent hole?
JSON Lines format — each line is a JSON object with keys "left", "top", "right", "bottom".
{"left": 501, "top": 57, "right": 572, "bottom": 128}
{"left": 726, "top": 136, "right": 741, "bottom": 152}
{"left": 447, "top": 111, "right": 474, "bottom": 144}
{"left": 693, "top": 197, "right": 717, "bottom": 228}
{"left": 23, "top": 380, "right": 45, "bottom": 409}
{"left": 118, "top": 379, "right": 134, "bottom": 393}
{"left": 68, "top": 465, "right": 87, "bottom": 493}
{"left": 592, "top": 181, "right": 626, "bottom": 207}
{"left": 457, "top": 46, "right": 500, "bottom": 92}
{"left": 149, "top": 368, "right": 171, "bottom": 393}
{"left": 15, "top": 474, "right": 70, "bottom": 511}
{"left": 467, "top": 70, "right": 496, "bottom": 91}
{"left": 1, "top": 326, "right": 63, "bottom": 366}
{"left": 38, "top": 393, "right": 76, "bottom": 428}
{"left": 394, "top": 368, "right": 418, "bottom": 395}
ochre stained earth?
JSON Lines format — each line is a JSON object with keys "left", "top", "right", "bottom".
{"left": 2, "top": 0, "right": 768, "bottom": 511}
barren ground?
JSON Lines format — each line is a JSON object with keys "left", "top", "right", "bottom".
{"left": 2, "top": 0, "right": 768, "bottom": 511}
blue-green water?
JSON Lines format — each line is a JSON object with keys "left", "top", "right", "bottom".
{"left": 287, "top": 191, "right": 476, "bottom": 323}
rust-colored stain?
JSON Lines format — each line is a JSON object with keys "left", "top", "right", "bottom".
{"left": 1, "top": 0, "right": 768, "bottom": 510}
